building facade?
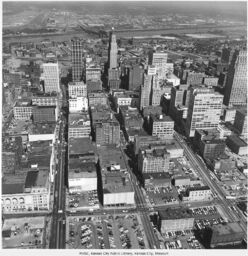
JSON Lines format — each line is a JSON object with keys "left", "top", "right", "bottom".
{"left": 71, "top": 37, "right": 84, "bottom": 82}
{"left": 151, "top": 115, "right": 174, "bottom": 139}
{"left": 69, "top": 97, "right": 88, "bottom": 113}
{"left": 42, "top": 63, "right": 60, "bottom": 93}
{"left": 186, "top": 88, "right": 223, "bottom": 137}
{"left": 224, "top": 50, "right": 247, "bottom": 106}
{"left": 138, "top": 148, "right": 170, "bottom": 174}
{"left": 68, "top": 81, "right": 87, "bottom": 98}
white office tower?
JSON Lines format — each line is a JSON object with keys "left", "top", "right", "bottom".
{"left": 149, "top": 52, "right": 168, "bottom": 80}
{"left": 186, "top": 88, "right": 223, "bottom": 137}
{"left": 43, "top": 63, "right": 60, "bottom": 93}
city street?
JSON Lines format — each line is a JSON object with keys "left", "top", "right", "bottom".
{"left": 49, "top": 117, "right": 66, "bottom": 249}
{"left": 174, "top": 131, "right": 247, "bottom": 236}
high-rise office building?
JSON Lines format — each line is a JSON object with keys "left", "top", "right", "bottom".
{"left": 43, "top": 63, "right": 60, "bottom": 93}
{"left": 186, "top": 88, "right": 223, "bottom": 137}
{"left": 148, "top": 51, "right": 168, "bottom": 80}
{"left": 223, "top": 50, "right": 247, "bottom": 107}
{"left": 221, "top": 47, "right": 238, "bottom": 64}
{"left": 169, "top": 84, "right": 190, "bottom": 122}
{"left": 233, "top": 108, "right": 247, "bottom": 138}
{"left": 140, "top": 73, "right": 152, "bottom": 110}
{"left": 108, "top": 29, "right": 118, "bottom": 69}
{"left": 128, "top": 64, "right": 144, "bottom": 91}
{"left": 71, "top": 37, "right": 83, "bottom": 82}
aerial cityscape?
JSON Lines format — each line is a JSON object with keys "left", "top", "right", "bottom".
{"left": 1, "top": 1, "right": 247, "bottom": 253}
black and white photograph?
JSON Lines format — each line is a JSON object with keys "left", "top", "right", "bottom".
{"left": 1, "top": 0, "right": 247, "bottom": 255}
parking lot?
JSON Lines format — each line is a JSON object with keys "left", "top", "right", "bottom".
{"left": 145, "top": 186, "right": 179, "bottom": 206}
{"left": 67, "top": 190, "right": 99, "bottom": 210}
{"left": 2, "top": 217, "right": 45, "bottom": 249}
{"left": 163, "top": 229, "right": 203, "bottom": 249}
{"left": 66, "top": 214, "right": 148, "bottom": 249}
{"left": 190, "top": 205, "right": 224, "bottom": 221}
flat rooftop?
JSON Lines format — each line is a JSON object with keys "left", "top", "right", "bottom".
{"left": 69, "top": 113, "right": 90, "bottom": 127}
{"left": 227, "top": 135, "right": 247, "bottom": 147}
{"left": 25, "top": 141, "right": 52, "bottom": 168}
{"left": 25, "top": 170, "right": 48, "bottom": 188}
{"left": 143, "top": 172, "right": 171, "bottom": 180}
{"left": 69, "top": 160, "right": 97, "bottom": 179}
{"left": 2, "top": 173, "right": 26, "bottom": 195}
{"left": 103, "top": 172, "right": 133, "bottom": 193}
{"left": 69, "top": 137, "right": 96, "bottom": 156}
{"left": 32, "top": 92, "right": 57, "bottom": 97}
{"left": 152, "top": 115, "right": 174, "bottom": 122}
{"left": 97, "top": 146, "right": 126, "bottom": 171}
{"left": 29, "top": 123, "right": 56, "bottom": 135}
{"left": 211, "top": 222, "right": 244, "bottom": 236}
{"left": 158, "top": 207, "right": 194, "bottom": 220}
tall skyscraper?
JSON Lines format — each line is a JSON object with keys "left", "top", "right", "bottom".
{"left": 128, "top": 64, "right": 144, "bottom": 91}
{"left": 140, "top": 73, "right": 152, "bottom": 110}
{"left": 148, "top": 51, "right": 168, "bottom": 79}
{"left": 71, "top": 37, "right": 83, "bottom": 82}
{"left": 108, "top": 29, "right": 118, "bottom": 69}
{"left": 221, "top": 47, "right": 238, "bottom": 64}
{"left": 223, "top": 50, "right": 247, "bottom": 107}
{"left": 186, "top": 88, "right": 223, "bottom": 137}
{"left": 43, "top": 62, "right": 60, "bottom": 93}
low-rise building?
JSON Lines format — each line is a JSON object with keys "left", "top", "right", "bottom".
{"left": 143, "top": 172, "right": 171, "bottom": 188}
{"left": 174, "top": 176, "right": 191, "bottom": 186}
{"left": 182, "top": 186, "right": 212, "bottom": 202}
{"left": 14, "top": 100, "right": 33, "bottom": 120}
{"left": 2, "top": 169, "right": 50, "bottom": 213}
{"left": 68, "top": 137, "right": 97, "bottom": 163}
{"left": 88, "top": 92, "right": 108, "bottom": 106}
{"left": 226, "top": 135, "right": 248, "bottom": 156}
{"left": 68, "top": 160, "right": 97, "bottom": 193}
{"left": 134, "top": 134, "right": 161, "bottom": 155}
{"left": 32, "top": 92, "right": 58, "bottom": 106}
{"left": 158, "top": 207, "right": 194, "bottom": 233}
{"left": 32, "top": 106, "right": 57, "bottom": 123}
{"left": 210, "top": 222, "right": 245, "bottom": 248}
{"left": 68, "top": 112, "right": 91, "bottom": 138}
